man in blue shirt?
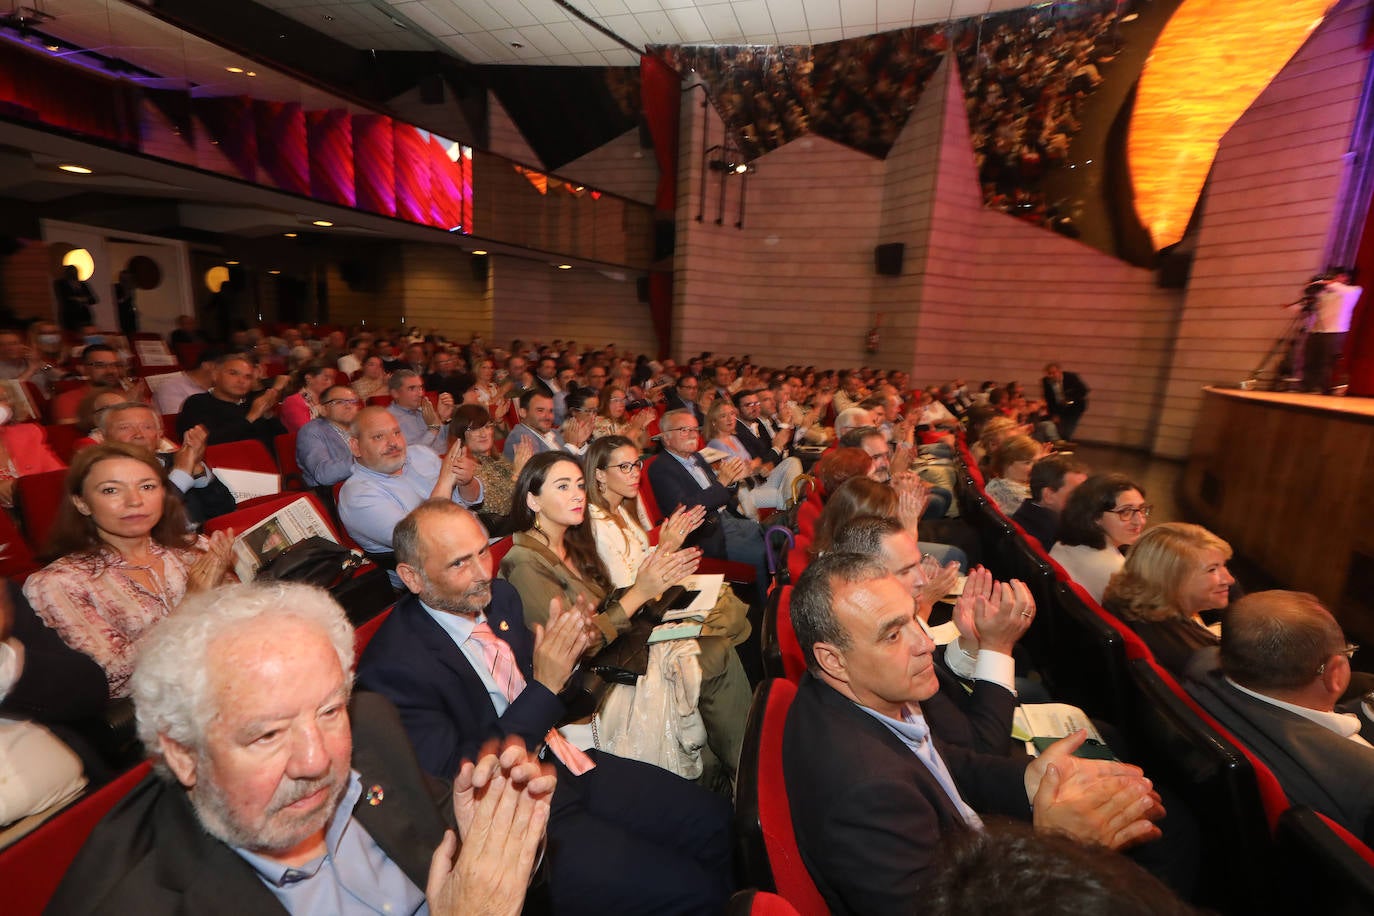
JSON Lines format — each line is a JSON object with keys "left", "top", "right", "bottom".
{"left": 387, "top": 370, "right": 454, "bottom": 452}
{"left": 295, "top": 386, "right": 360, "bottom": 488}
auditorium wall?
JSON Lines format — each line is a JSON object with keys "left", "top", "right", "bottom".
{"left": 558, "top": 128, "right": 658, "bottom": 207}
{"left": 490, "top": 255, "right": 655, "bottom": 354}
{"left": 1152, "top": 0, "right": 1371, "bottom": 458}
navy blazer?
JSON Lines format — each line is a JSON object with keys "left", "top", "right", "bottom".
{"left": 734, "top": 417, "right": 784, "bottom": 465}
{"left": 646, "top": 450, "right": 731, "bottom": 558}
{"left": 356, "top": 583, "right": 565, "bottom": 780}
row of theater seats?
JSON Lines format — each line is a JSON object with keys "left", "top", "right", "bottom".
{"left": 730, "top": 442, "right": 1374, "bottom": 915}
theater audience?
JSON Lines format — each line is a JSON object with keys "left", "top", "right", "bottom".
{"left": 22, "top": 443, "right": 234, "bottom": 697}
{"left": 448, "top": 403, "right": 529, "bottom": 527}
{"left": 705, "top": 399, "right": 801, "bottom": 515}
{"left": 351, "top": 353, "right": 389, "bottom": 401}
{"left": 1187, "top": 590, "right": 1374, "bottom": 845}
{"left": 983, "top": 434, "right": 1041, "bottom": 516}
{"left": 813, "top": 476, "right": 966, "bottom": 585}
{"left": 1050, "top": 473, "right": 1149, "bottom": 602}
{"left": 150, "top": 349, "right": 215, "bottom": 416}
{"left": 295, "top": 385, "right": 361, "bottom": 488}
{"left": 51, "top": 345, "right": 146, "bottom": 425}
{"left": 1102, "top": 523, "right": 1235, "bottom": 676}
{"left": 176, "top": 353, "right": 286, "bottom": 447}
{"left": 502, "top": 388, "right": 588, "bottom": 461}
{"left": 388, "top": 369, "right": 455, "bottom": 451}
{"left": 1011, "top": 453, "right": 1089, "bottom": 549}
{"left": 593, "top": 385, "right": 653, "bottom": 448}
{"left": 277, "top": 360, "right": 333, "bottom": 434}
{"left": 100, "top": 403, "right": 235, "bottom": 529}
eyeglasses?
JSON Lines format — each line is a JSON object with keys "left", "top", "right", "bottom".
{"left": 1106, "top": 504, "right": 1153, "bottom": 521}
{"left": 324, "top": 397, "right": 361, "bottom": 406}
{"left": 609, "top": 397, "right": 626, "bottom": 404}
{"left": 87, "top": 360, "right": 121, "bottom": 369}
{"left": 665, "top": 426, "right": 699, "bottom": 435}
{"left": 1317, "top": 644, "right": 1359, "bottom": 675}
{"left": 608, "top": 459, "right": 644, "bottom": 473}
{"left": 740, "top": 401, "right": 760, "bottom": 409}
{"left": 572, "top": 405, "right": 597, "bottom": 414}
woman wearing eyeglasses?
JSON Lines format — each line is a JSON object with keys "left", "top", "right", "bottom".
{"left": 448, "top": 404, "right": 532, "bottom": 528}
{"left": 1049, "top": 473, "right": 1150, "bottom": 602}
{"left": 593, "top": 386, "right": 652, "bottom": 449}
{"left": 1102, "top": 523, "right": 1235, "bottom": 676}
{"left": 581, "top": 436, "right": 752, "bottom": 783}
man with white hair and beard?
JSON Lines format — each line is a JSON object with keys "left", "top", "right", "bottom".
{"left": 48, "top": 581, "right": 555, "bottom": 915}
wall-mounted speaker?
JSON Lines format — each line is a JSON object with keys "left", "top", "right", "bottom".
{"left": 874, "top": 242, "right": 905, "bottom": 276}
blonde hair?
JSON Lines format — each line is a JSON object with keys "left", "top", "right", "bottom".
{"left": 1103, "top": 523, "right": 1232, "bottom": 623}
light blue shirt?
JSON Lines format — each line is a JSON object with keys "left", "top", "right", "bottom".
{"left": 338, "top": 446, "right": 484, "bottom": 556}
{"left": 422, "top": 602, "right": 508, "bottom": 715}
{"left": 668, "top": 449, "right": 712, "bottom": 490}
{"left": 233, "top": 771, "right": 428, "bottom": 916}
{"left": 857, "top": 702, "right": 984, "bottom": 830}
{"left": 296, "top": 417, "right": 355, "bottom": 488}
{"left": 388, "top": 403, "right": 446, "bottom": 452}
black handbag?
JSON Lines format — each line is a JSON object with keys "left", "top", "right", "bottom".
{"left": 255, "top": 536, "right": 366, "bottom": 589}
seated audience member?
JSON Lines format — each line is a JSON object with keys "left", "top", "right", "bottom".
{"left": 593, "top": 385, "right": 653, "bottom": 449}
{"left": 502, "top": 387, "right": 590, "bottom": 461}
{"left": 177, "top": 353, "right": 287, "bottom": 447}
{"left": 351, "top": 353, "right": 390, "bottom": 401}
{"left": 295, "top": 385, "right": 361, "bottom": 488}
{"left": 843, "top": 425, "right": 954, "bottom": 519}
{"left": 449, "top": 404, "right": 527, "bottom": 526}
{"left": 921, "top": 821, "right": 1199, "bottom": 916}
{"left": 970, "top": 416, "right": 1021, "bottom": 473}
{"left": 51, "top": 580, "right": 554, "bottom": 916}
{"left": 830, "top": 515, "right": 1026, "bottom": 756}
{"left": 647, "top": 407, "right": 766, "bottom": 570}
{"left": 22, "top": 443, "right": 234, "bottom": 697}
{"left": 1187, "top": 590, "right": 1374, "bottom": 844}
{"left": 783, "top": 553, "right": 1163, "bottom": 915}
{"left": 1102, "top": 523, "right": 1235, "bottom": 676}
{"left": 0, "top": 327, "right": 44, "bottom": 388}
{"left": 813, "top": 475, "right": 967, "bottom": 575}
{"left": 984, "top": 435, "right": 1041, "bottom": 516}
{"left": 151, "top": 349, "right": 215, "bottom": 416}
{"left": 278, "top": 360, "right": 334, "bottom": 434}
{"left": 470, "top": 356, "right": 503, "bottom": 408}
{"left": 358, "top": 501, "right": 734, "bottom": 915}
{"left": 812, "top": 446, "right": 875, "bottom": 499}
{"left": 425, "top": 348, "right": 473, "bottom": 399}
{"left": 336, "top": 335, "right": 369, "bottom": 376}
{"left": 705, "top": 399, "right": 802, "bottom": 515}
{"left": 101, "top": 402, "right": 235, "bottom": 528}
{"left": 51, "top": 344, "right": 145, "bottom": 424}
{"left": 665, "top": 372, "right": 705, "bottom": 426}
{"left": 561, "top": 386, "right": 600, "bottom": 443}
{"left": 72, "top": 387, "right": 130, "bottom": 451}
{"left": 388, "top": 368, "right": 455, "bottom": 451}
{"left": 0, "top": 385, "right": 65, "bottom": 508}
{"left": 733, "top": 388, "right": 792, "bottom": 464}
{"left": 166, "top": 314, "right": 204, "bottom": 347}
{"left": 1011, "top": 453, "right": 1089, "bottom": 549}
{"left": 585, "top": 436, "right": 752, "bottom": 776}
{"left": 833, "top": 406, "right": 874, "bottom": 443}
{"left": 26, "top": 320, "right": 67, "bottom": 398}
{"left": 1050, "top": 473, "right": 1149, "bottom": 602}
{"left": 0, "top": 583, "right": 88, "bottom": 827}
{"left": 337, "top": 407, "right": 482, "bottom": 565}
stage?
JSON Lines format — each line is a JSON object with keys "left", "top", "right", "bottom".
{"left": 1181, "top": 387, "right": 1374, "bottom": 647}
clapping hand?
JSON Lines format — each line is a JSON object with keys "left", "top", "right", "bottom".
{"left": 659, "top": 504, "right": 707, "bottom": 553}
{"left": 188, "top": 528, "right": 235, "bottom": 591}
{"left": 532, "top": 595, "right": 595, "bottom": 692}
{"left": 717, "top": 457, "right": 750, "bottom": 487}
{"left": 512, "top": 438, "right": 535, "bottom": 477}
{"left": 634, "top": 545, "right": 702, "bottom": 600}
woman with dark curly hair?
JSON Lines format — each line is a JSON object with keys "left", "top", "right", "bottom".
{"left": 22, "top": 443, "right": 234, "bottom": 696}
{"left": 1049, "top": 472, "right": 1149, "bottom": 602}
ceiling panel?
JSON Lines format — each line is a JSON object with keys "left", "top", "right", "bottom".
{"left": 251, "top": 0, "right": 1045, "bottom": 64}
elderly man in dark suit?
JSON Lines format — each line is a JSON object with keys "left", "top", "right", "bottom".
{"left": 783, "top": 553, "right": 1164, "bottom": 916}
{"left": 355, "top": 500, "right": 733, "bottom": 916}
{"left": 1187, "top": 590, "right": 1374, "bottom": 844}
{"left": 49, "top": 581, "right": 553, "bottom": 916}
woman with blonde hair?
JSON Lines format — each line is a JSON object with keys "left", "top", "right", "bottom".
{"left": 1102, "top": 522, "right": 1234, "bottom": 675}
{"left": 983, "top": 434, "right": 1042, "bottom": 516}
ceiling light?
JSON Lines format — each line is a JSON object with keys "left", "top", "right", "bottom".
{"left": 58, "top": 164, "right": 92, "bottom": 174}
{"left": 311, "top": 219, "right": 333, "bottom": 227}
{"left": 226, "top": 66, "right": 244, "bottom": 74}
{"left": 246, "top": 71, "right": 257, "bottom": 77}
{"left": 226, "top": 260, "right": 240, "bottom": 265}
{"left": 734, "top": 163, "right": 748, "bottom": 174}
{"left": 471, "top": 249, "right": 488, "bottom": 256}
{"left": 283, "top": 232, "right": 297, "bottom": 238}
{"left": 557, "top": 264, "right": 572, "bottom": 270}
{"left": 268, "top": 269, "right": 281, "bottom": 275}
{"left": 44, "top": 44, "right": 59, "bottom": 51}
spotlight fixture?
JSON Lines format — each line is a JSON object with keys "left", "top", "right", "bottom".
{"left": 58, "top": 164, "right": 92, "bottom": 174}
{"left": 283, "top": 232, "right": 297, "bottom": 238}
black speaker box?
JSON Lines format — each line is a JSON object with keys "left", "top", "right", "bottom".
{"left": 875, "top": 242, "right": 905, "bottom": 276}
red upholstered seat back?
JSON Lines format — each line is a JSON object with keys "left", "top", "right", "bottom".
{"left": 353, "top": 605, "right": 393, "bottom": 659}
{"left": 774, "top": 587, "right": 807, "bottom": 684}
{"left": 205, "top": 438, "right": 278, "bottom": 475}
{"left": 757, "top": 679, "right": 829, "bottom": 916}
{"left": 638, "top": 454, "right": 663, "bottom": 525}
{"left": 0, "top": 761, "right": 153, "bottom": 916}
{"left": 17, "top": 467, "right": 69, "bottom": 555}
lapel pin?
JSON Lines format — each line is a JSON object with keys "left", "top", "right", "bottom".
{"left": 498, "top": 620, "right": 510, "bottom": 632}
{"left": 365, "top": 785, "right": 385, "bottom": 806}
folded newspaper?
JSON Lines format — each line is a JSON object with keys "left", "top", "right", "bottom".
{"left": 231, "top": 496, "right": 338, "bottom": 582}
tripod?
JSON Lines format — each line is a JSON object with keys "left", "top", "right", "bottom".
{"left": 1243, "top": 306, "right": 1311, "bottom": 391}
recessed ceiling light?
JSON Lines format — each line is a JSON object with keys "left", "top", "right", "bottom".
{"left": 246, "top": 71, "right": 257, "bottom": 77}
{"left": 471, "top": 249, "right": 488, "bottom": 256}
{"left": 44, "top": 44, "right": 59, "bottom": 52}
{"left": 510, "top": 42, "right": 523, "bottom": 49}
{"left": 557, "top": 264, "right": 572, "bottom": 270}
{"left": 311, "top": 219, "right": 333, "bottom": 227}
{"left": 283, "top": 232, "right": 297, "bottom": 238}
{"left": 321, "top": 13, "right": 334, "bottom": 21}
{"left": 59, "top": 164, "right": 92, "bottom": 174}
{"left": 226, "top": 260, "right": 240, "bottom": 265}
{"left": 268, "top": 269, "right": 281, "bottom": 275}
{"left": 226, "top": 66, "right": 244, "bottom": 74}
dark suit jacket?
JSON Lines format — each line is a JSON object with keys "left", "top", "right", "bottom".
{"left": 646, "top": 451, "right": 732, "bottom": 559}
{"left": 1010, "top": 500, "right": 1059, "bottom": 551}
{"left": 157, "top": 452, "right": 236, "bottom": 528}
{"left": 1041, "top": 371, "right": 1089, "bottom": 416}
{"left": 1186, "top": 667, "right": 1374, "bottom": 844}
{"left": 927, "top": 660, "right": 1023, "bottom": 757}
{"left": 783, "top": 674, "right": 1031, "bottom": 916}
{"left": 356, "top": 584, "right": 564, "bottom": 780}
{"left": 734, "top": 417, "right": 784, "bottom": 465}
{"left": 47, "top": 692, "right": 450, "bottom": 916}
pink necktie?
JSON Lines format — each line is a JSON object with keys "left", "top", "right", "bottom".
{"left": 468, "top": 621, "right": 596, "bottom": 775}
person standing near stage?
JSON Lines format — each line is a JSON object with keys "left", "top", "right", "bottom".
{"left": 1041, "top": 363, "right": 1089, "bottom": 441}
{"left": 1305, "top": 267, "right": 1362, "bottom": 393}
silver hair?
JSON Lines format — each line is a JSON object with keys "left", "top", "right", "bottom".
{"left": 834, "top": 407, "right": 873, "bottom": 439}
{"left": 98, "top": 401, "right": 157, "bottom": 437}
{"left": 130, "top": 582, "right": 355, "bottom": 775}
